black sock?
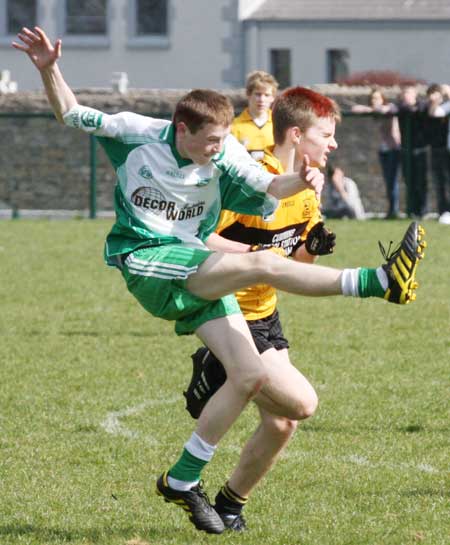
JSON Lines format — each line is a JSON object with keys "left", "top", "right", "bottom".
{"left": 215, "top": 482, "right": 248, "bottom": 516}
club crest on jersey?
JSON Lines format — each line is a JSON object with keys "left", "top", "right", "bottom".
{"left": 80, "top": 110, "right": 102, "bottom": 129}
{"left": 138, "top": 165, "right": 153, "bottom": 180}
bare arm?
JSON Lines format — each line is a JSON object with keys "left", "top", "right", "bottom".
{"left": 12, "top": 26, "right": 77, "bottom": 122}
{"left": 205, "top": 232, "right": 251, "bottom": 253}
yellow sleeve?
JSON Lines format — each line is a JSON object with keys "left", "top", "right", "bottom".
{"left": 216, "top": 209, "right": 242, "bottom": 234}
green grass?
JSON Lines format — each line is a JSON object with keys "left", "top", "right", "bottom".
{"left": 0, "top": 219, "right": 448, "bottom": 545}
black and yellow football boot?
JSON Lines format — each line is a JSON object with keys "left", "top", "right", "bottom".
{"left": 381, "top": 221, "right": 426, "bottom": 304}
{"left": 156, "top": 472, "right": 225, "bottom": 534}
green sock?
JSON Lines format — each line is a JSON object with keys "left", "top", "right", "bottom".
{"left": 358, "top": 268, "right": 385, "bottom": 298}
{"left": 168, "top": 448, "right": 208, "bottom": 483}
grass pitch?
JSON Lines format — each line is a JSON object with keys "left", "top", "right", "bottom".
{"left": 0, "top": 219, "right": 448, "bottom": 545}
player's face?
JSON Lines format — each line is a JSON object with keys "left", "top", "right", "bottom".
{"left": 247, "top": 85, "right": 275, "bottom": 115}
{"left": 297, "top": 117, "right": 337, "bottom": 168}
{"left": 177, "top": 123, "right": 231, "bottom": 165}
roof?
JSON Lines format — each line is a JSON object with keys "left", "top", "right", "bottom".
{"left": 243, "top": 0, "right": 450, "bottom": 21}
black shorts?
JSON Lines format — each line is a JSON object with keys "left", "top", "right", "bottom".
{"left": 247, "top": 310, "right": 289, "bottom": 354}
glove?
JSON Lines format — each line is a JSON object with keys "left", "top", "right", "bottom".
{"left": 249, "top": 244, "right": 287, "bottom": 257}
{"left": 305, "top": 222, "right": 336, "bottom": 255}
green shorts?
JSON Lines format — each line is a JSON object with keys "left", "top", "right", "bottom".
{"left": 121, "top": 244, "right": 241, "bottom": 335}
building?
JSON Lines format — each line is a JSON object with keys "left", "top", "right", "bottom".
{"left": 1, "top": 0, "right": 450, "bottom": 91}
{"left": 243, "top": 0, "right": 450, "bottom": 88}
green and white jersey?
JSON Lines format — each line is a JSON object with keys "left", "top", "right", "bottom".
{"left": 63, "top": 105, "right": 277, "bottom": 267}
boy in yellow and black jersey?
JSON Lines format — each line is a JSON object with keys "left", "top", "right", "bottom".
{"left": 231, "top": 70, "right": 279, "bottom": 161}
{"left": 184, "top": 87, "right": 340, "bottom": 530}
{"left": 217, "top": 148, "right": 323, "bottom": 321}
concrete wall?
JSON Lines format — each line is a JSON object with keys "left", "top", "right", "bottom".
{"left": 0, "top": 87, "right": 439, "bottom": 216}
{"left": 245, "top": 20, "right": 450, "bottom": 84}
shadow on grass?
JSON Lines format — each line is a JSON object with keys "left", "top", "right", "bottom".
{"left": 0, "top": 523, "right": 171, "bottom": 542}
{"left": 402, "top": 487, "right": 449, "bottom": 498}
{"left": 301, "top": 422, "right": 448, "bottom": 433}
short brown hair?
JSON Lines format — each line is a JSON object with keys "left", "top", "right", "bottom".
{"left": 173, "top": 89, "right": 234, "bottom": 133}
{"left": 427, "top": 83, "right": 442, "bottom": 96}
{"left": 245, "top": 70, "right": 279, "bottom": 96}
{"left": 272, "top": 87, "right": 341, "bottom": 145}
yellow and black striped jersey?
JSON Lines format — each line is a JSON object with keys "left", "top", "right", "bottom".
{"left": 231, "top": 108, "right": 274, "bottom": 162}
{"left": 217, "top": 147, "right": 322, "bottom": 320}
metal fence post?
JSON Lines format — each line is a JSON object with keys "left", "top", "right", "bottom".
{"left": 89, "top": 135, "right": 97, "bottom": 219}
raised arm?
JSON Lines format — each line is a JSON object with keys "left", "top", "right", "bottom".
{"left": 12, "top": 26, "right": 77, "bottom": 122}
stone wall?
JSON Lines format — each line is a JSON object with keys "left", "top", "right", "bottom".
{"left": 0, "top": 86, "right": 437, "bottom": 215}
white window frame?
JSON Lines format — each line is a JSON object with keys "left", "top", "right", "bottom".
{"left": 0, "top": 0, "right": 39, "bottom": 45}
{"left": 127, "top": 0, "right": 170, "bottom": 49}
{"left": 57, "top": 0, "right": 110, "bottom": 48}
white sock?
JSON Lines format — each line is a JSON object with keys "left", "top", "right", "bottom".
{"left": 341, "top": 268, "right": 360, "bottom": 297}
{"left": 167, "top": 433, "right": 216, "bottom": 491}
{"left": 185, "top": 431, "right": 217, "bottom": 461}
{"left": 376, "top": 266, "right": 388, "bottom": 290}
{"left": 167, "top": 475, "right": 199, "bottom": 491}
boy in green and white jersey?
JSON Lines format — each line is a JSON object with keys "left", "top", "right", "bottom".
{"left": 13, "top": 27, "right": 426, "bottom": 535}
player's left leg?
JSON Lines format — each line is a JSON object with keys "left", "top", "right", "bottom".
{"left": 214, "top": 349, "right": 315, "bottom": 531}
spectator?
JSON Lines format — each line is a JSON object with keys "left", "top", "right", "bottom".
{"left": 427, "top": 83, "right": 450, "bottom": 222}
{"left": 394, "top": 85, "right": 428, "bottom": 219}
{"left": 322, "top": 165, "right": 366, "bottom": 220}
{"left": 231, "top": 70, "right": 278, "bottom": 160}
{"left": 352, "top": 87, "right": 401, "bottom": 218}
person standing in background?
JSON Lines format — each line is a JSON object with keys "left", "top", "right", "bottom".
{"left": 352, "top": 87, "right": 401, "bottom": 218}
{"left": 426, "top": 83, "right": 450, "bottom": 223}
{"left": 395, "top": 85, "right": 428, "bottom": 219}
{"left": 231, "top": 71, "right": 279, "bottom": 161}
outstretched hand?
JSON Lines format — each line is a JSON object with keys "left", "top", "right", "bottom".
{"left": 12, "top": 26, "right": 61, "bottom": 71}
{"left": 299, "top": 155, "right": 324, "bottom": 199}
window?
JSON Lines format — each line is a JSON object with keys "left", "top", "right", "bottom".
{"left": 136, "top": 0, "right": 167, "bottom": 36}
{"left": 327, "top": 49, "right": 349, "bottom": 83}
{"left": 270, "top": 49, "right": 291, "bottom": 89}
{"left": 0, "top": 0, "right": 37, "bottom": 37}
{"left": 128, "top": 0, "right": 169, "bottom": 47}
{"left": 58, "top": 0, "right": 109, "bottom": 47}
{"left": 65, "top": 0, "right": 107, "bottom": 35}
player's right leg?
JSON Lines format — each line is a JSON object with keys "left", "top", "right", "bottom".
{"left": 193, "top": 314, "right": 271, "bottom": 444}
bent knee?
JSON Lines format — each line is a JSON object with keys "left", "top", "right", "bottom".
{"left": 290, "top": 391, "right": 319, "bottom": 420}
{"left": 299, "top": 391, "right": 319, "bottom": 419}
